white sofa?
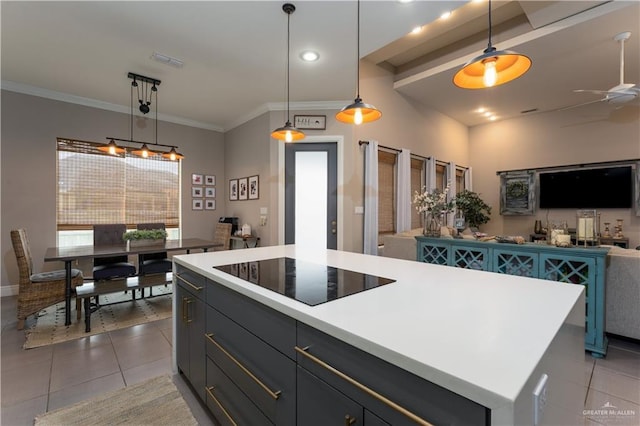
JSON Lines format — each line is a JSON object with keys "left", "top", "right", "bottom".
{"left": 381, "top": 233, "right": 640, "bottom": 340}
{"left": 605, "top": 246, "right": 640, "bottom": 340}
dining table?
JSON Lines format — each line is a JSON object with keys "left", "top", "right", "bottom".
{"left": 44, "top": 238, "right": 222, "bottom": 326}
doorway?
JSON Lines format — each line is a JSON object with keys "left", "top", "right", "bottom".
{"left": 284, "top": 142, "right": 338, "bottom": 249}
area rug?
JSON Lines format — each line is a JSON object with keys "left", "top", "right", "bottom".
{"left": 34, "top": 374, "right": 197, "bottom": 426}
{"left": 24, "top": 285, "right": 172, "bottom": 349}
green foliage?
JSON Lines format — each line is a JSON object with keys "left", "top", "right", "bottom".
{"left": 122, "top": 229, "right": 167, "bottom": 241}
{"left": 455, "top": 190, "right": 492, "bottom": 228}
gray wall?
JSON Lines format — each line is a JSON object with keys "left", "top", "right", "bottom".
{"left": 1, "top": 90, "right": 225, "bottom": 292}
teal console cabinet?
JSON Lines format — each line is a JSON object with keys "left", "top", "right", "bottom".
{"left": 416, "top": 237, "right": 610, "bottom": 357}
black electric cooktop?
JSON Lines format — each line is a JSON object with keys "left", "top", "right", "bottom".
{"left": 214, "top": 257, "right": 395, "bottom": 306}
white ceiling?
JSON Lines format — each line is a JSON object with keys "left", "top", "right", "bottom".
{"left": 2, "top": 1, "right": 639, "bottom": 131}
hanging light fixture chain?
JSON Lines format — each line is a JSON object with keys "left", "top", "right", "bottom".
{"left": 286, "top": 4, "right": 291, "bottom": 123}
{"left": 356, "top": 0, "right": 360, "bottom": 98}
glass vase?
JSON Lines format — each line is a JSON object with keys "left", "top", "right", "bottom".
{"left": 423, "top": 212, "right": 441, "bottom": 237}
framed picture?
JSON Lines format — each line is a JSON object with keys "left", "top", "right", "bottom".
{"left": 248, "top": 175, "right": 259, "bottom": 200}
{"left": 239, "top": 262, "right": 249, "bottom": 280}
{"left": 192, "top": 173, "right": 203, "bottom": 185}
{"left": 238, "top": 177, "right": 248, "bottom": 200}
{"left": 205, "top": 175, "right": 216, "bottom": 186}
{"left": 500, "top": 171, "right": 536, "bottom": 215}
{"left": 230, "top": 263, "right": 239, "bottom": 276}
{"left": 249, "top": 262, "right": 259, "bottom": 284}
{"left": 205, "top": 187, "right": 216, "bottom": 198}
{"left": 192, "top": 199, "right": 203, "bottom": 210}
{"left": 294, "top": 114, "right": 326, "bottom": 130}
{"left": 192, "top": 187, "right": 203, "bottom": 197}
{"left": 229, "top": 179, "right": 238, "bottom": 201}
{"left": 205, "top": 199, "right": 216, "bottom": 210}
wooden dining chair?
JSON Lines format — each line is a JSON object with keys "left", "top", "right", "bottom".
{"left": 214, "top": 222, "right": 232, "bottom": 251}
{"left": 11, "top": 229, "right": 83, "bottom": 330}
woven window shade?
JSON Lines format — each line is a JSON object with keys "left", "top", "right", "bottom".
{"left": 410, "top": 158, "right": 424, "bottom": 229}
{"left": 378, "top": 151, "right": 396, "bottom": 235}
{"left": 57, "top": 138, "right": 179, "bottom": 230}
{"left": 456, "top": 168, "right": 465, "bottom": 194}
{"left": 435, "top": 164, "right": 446, "bottom": 190}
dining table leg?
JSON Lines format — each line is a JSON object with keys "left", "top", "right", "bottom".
{"left": 64, "top": 260, "right": 72, "bottom": 326}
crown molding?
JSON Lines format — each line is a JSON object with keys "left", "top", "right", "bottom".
{"left": 224, "top": 100, "right": 350, "bottom": 132}
{"left": 1, "top": 80, "right": 224, "bottom": 132}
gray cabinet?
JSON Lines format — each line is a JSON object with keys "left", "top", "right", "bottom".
{"left": 296, "top": 323, "right": 488, "bottom": 425}
{"left": 175, "top": 267, "right": 206, "bottom": 401}
{"left": 205, "top": 279, "right": 296, "bottom": 425}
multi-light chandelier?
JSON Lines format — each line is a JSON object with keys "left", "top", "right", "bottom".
{"left": 100, "top": 72, "right": 184, "bottom": 160}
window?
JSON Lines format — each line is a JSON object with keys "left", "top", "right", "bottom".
{"left": 377, "top": 150, "right": 397, "bottom": 237}
{"left": 410, "top": 158, "right": 424, "bottom": 229}
{"left": 56, "top": 138, "right": 180, "bottom": 245}
{"left": 435, "top": 163, "right": 446, "bottom": 191}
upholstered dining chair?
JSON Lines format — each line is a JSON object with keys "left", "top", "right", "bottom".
{"left": 136, "top": 223, "right": 172, "bottom": 275}
{"left": 214, "top": 222, "right": 232, "bottom": 251}
{"left": 92, "top": 224, "right": 136, "bottom": 281}
{"left": 11, "top": 229, "right": 83, "bottom": 330}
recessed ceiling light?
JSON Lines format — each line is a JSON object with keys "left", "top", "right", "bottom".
{"left": 489, "top": 116, "right": 498, "bottom": 121}
{"left": 410, "top": 26, "right": 422, "bottom": 34}
{"left": 476, "top": 107, "right": 486, "bottom": 113}
{"left": 483, "top": 111, "right": 492, "bottom": 117}
{"left": 440, "top": 11, "right": 452, "bottom": 20}
{"left": 300, "top": 50, "right": 319, "bottom": 62}
{"left": 397, "top": 0, "right": 415, "bottom": 3}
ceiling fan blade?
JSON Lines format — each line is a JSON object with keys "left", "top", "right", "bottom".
{"left": 573, "top": 89, "right": 610, "bottom": 95}
{"left": 555, "top": 97, "right": 607, "bottom": 112}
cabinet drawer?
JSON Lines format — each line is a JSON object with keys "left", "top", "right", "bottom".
{"left": 206, "top": 279, "right": 296, "bottom": 358}
{"left": 206, "top": 306, "right": 296, "bottom": 425}
{"left": 206, "top": 357, "right": 273, "bottom": 426}
{"left": 297, "top": 366, "right": 363, "bottom": 426}
{"left": 175, "top": 265, "right": 206, "bottom": 299}
{"left": 297, "top": 323, "right": 488, "bottom": 425}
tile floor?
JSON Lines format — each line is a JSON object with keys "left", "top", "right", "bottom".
{"left": 2, "top": 294, "right": 639, "bottom": 425}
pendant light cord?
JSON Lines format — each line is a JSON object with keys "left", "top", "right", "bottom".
{"left": 486, "top": 0, "right": 493, "bottom": 50}
{"left": 130, "top": 81, "right": 134, "bottom": 142}
{"left": 286, "top": 8, "right": 291, "bottom": 123}
{"left": 356, "top": 0, "right": 360, "bottom": 98}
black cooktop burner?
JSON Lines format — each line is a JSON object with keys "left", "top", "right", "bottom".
{"left": 214, "top": 257, "right": 395, "bottom": 306}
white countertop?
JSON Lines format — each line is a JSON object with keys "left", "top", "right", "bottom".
{"left": 174, "top": 245, "right": 584, "bottom": 410}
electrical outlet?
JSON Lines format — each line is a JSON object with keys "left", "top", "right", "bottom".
{"left": 260, "top": 215, "right": 267, "bottom": 226}
{"left": 533, "top": 373, "right": 549, "bottom": 426}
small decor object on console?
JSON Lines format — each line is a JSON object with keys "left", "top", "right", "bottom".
{"left": 603, "top": 222, "right": 611, "bottom": 238}
{"left": 576, "top": 210, "right": 598, "bottom": 246}
{"left": 413, "top": 183, "right": 455, "bottom": 237}
{"left": 614, "top": 219, "right": 624, "bottom": 238}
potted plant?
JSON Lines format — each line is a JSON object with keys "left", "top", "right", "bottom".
{"left": 454, "top": 190, "right": 492, "bottom": 229}
{"left": 122, "top": 229, "right": 168, "bottom": 247}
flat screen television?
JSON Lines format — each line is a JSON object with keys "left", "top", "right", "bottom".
{"left": 539, "top": 166, "right": 633, "bottom": 209}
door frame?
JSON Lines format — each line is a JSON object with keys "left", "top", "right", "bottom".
{"left": 278, "top": 135, "right": 344, "bottom": 249}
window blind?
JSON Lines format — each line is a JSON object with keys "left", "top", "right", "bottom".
{"left": 378, "top": 150, "right": 396, "bottom": 235}
{"left": 57, "top": 138, "right": 179, "bottom": 230}
{"left": 410, "top": 158, "right": 424, "bottom": 229}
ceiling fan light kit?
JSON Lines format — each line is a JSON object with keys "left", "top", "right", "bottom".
{"left": 271, "top": 3, "right": 305, "bottom": 142}
{"left": 335, "top": 0, "right": 382, "bottom": 125}
{"left": 453, "top": 0, "right": 531, "bottom": 89}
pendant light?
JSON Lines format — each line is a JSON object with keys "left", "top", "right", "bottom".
{"left": 453, "top": 0, "right": 531, "bottom": 89}
{"left": 335, "top": 0, "right": 381, "bottom": 125}
{"left": 98, "top": 138, "right": 126, "bottom": 155}
{"left": 271, "top": 3, "right": 305, "bottom": 142}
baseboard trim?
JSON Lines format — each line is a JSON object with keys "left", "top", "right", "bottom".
{"left": 1, "top": 285, "right": 19, "bottom": 297}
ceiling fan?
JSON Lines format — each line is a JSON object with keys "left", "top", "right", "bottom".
{"left": 563, "top": 31, "right": 639, "bottom": 110}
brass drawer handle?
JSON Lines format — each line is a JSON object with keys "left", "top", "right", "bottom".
{"left": 206, "top": 333, "right": 282, "bottom": 400}
{"left": 294, "top": 346, "right": 433, "bottom": 426}
{"left": 184, "top": 299, "right": 193, "bottom": 323}
{"left": 345, "top": 414, "right": 357, "bottom": 425}
{"left": 181, "top": 297, "right": 189, "bottom": 323}
{"left": 176, "top": 274, "right": 204, "bottom": 291}
{"left": 205, "top": 386, "right": 237, "bottom": 426}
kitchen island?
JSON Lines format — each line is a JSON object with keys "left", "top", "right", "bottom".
{"left": 173, "top": 245, "right": 586, "bottom": 425}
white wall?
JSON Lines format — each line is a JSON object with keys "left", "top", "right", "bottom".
{"left": 469, "top": 104, "right": 640, "bottom": 248}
